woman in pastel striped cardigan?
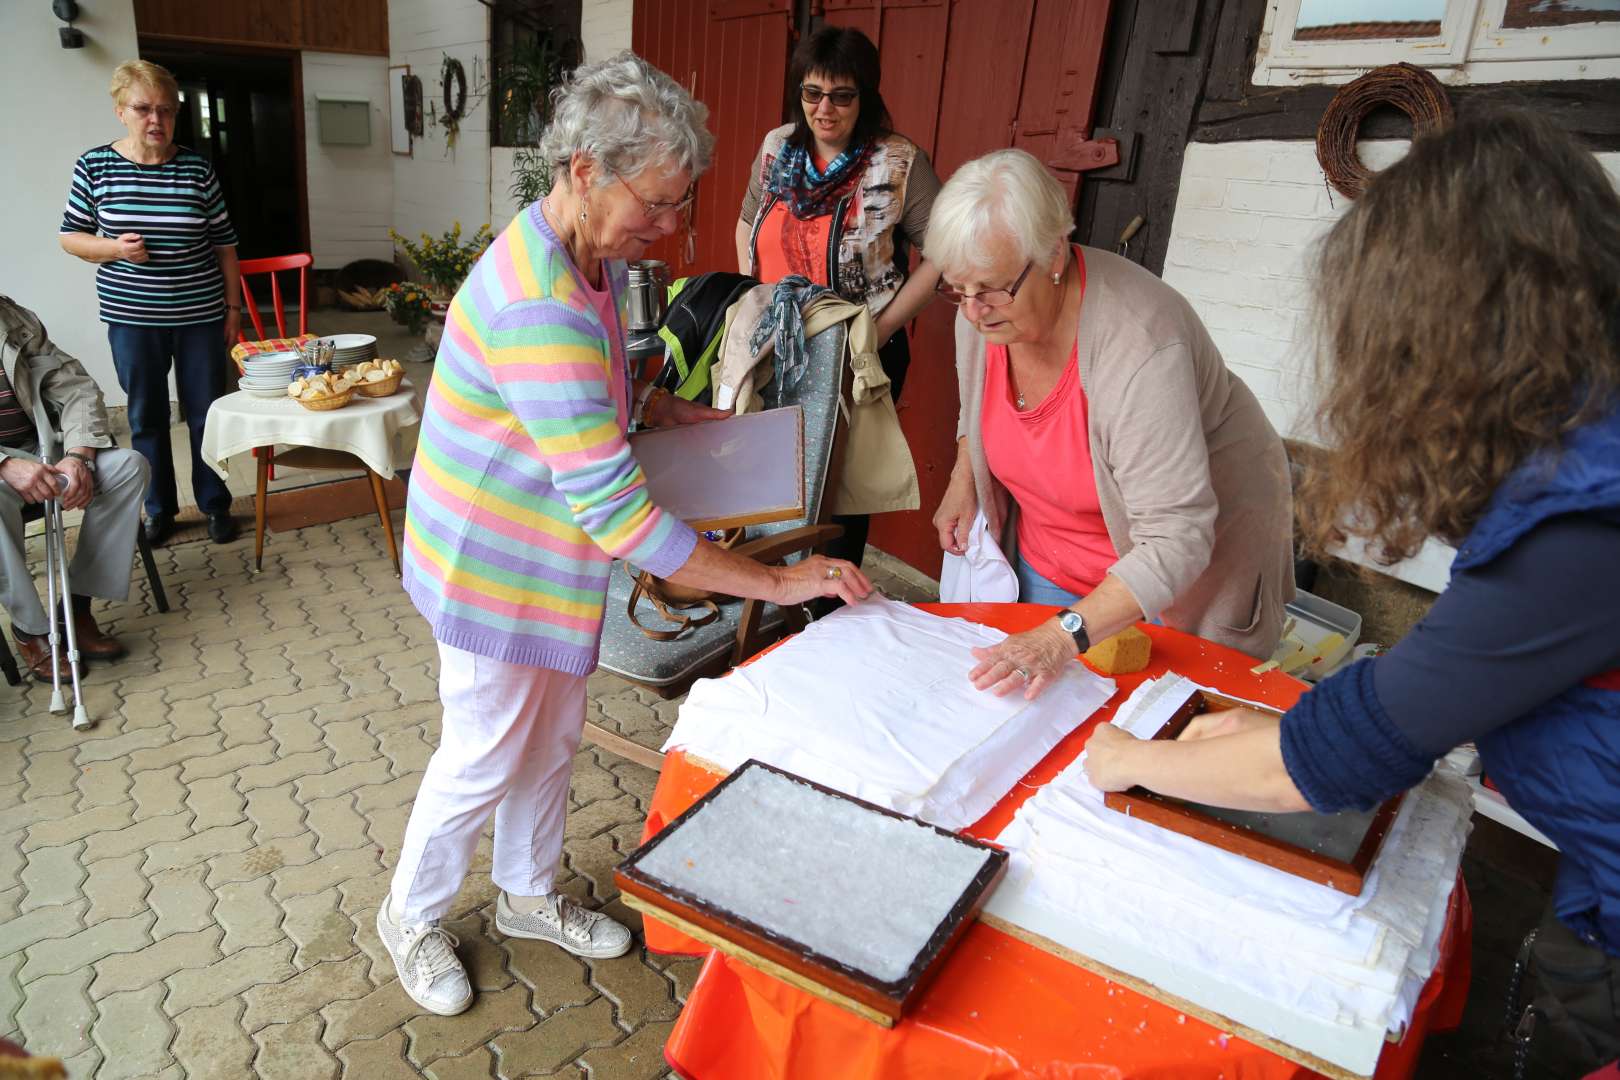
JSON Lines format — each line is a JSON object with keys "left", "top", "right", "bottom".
{"left": 378, "top": 53, "right": 872, "bottom": 1017}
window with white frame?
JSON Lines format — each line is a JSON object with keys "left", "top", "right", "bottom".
{"left": 1254, "top": 0, "right": 1620, "bottom": 86}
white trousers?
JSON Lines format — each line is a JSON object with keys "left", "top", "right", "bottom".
{"left": 390, "top": 642, "right": 588, "bottom": 923}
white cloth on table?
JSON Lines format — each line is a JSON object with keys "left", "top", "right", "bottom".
{"left": 663, "top": 594, "right": 1117, "bottom": 830}
{"left": 389, "top": 641, "right": 587, "bottom": 923}
{"left": 939, "top": 509, "right": 1019, "bottom": 604}
{"left": 200, "top": 383, "right": 421, "bottom": 479}
{"left": 986, "top": 675, "right": 1473, "bottom": 1036}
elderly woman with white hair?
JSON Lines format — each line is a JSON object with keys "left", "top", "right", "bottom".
{"left": 929, "top": 149, "right": 1293, "bottom": 699}
{"left": 379, "top": 52, "right": 871, "bottom": 1017}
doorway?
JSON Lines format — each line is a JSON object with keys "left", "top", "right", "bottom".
{"left": 139, "top": 47, "right": 304, "bottom": 262}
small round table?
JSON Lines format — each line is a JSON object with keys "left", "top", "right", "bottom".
{"left": 201, "top": 385, "right": 421, "bottom": 575}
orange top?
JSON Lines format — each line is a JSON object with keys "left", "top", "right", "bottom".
{"left": 639, "top": 605, "right": 1473, "bottom": 1080}
{"left": 754, "top": 154, "right": 855, "bottom": 287}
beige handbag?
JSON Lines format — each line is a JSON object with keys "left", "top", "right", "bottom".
{"left": 625, "top": 528, "right": 744, "bottom": 640}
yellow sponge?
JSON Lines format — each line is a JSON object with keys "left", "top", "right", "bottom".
{"left": 1084, "top": 626, "right": 1153, "bottom": 675}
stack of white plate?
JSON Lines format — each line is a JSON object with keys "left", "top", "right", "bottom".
{"left": 238, "top": 350, "right": 301, "bottom": 397}
{"left": 328, "top": 333, "right": 378, "bottom": 371}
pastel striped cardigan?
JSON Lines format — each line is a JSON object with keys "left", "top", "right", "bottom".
{"left": 401, "top": 202, "right": 696, "bottom": 673}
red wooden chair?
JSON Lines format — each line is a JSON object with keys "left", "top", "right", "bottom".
{"left": 238, "top": 253, "right": 313, "bottom": 341}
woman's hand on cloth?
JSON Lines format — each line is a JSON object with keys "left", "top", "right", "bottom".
{"left": 774, "top": 555, "right": 873, "bottom": 607}
{"left": 968, "top": 620, "right": 1073, "bottom": 700}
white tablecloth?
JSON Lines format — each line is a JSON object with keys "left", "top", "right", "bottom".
{"left": 201, "top": 382, "right": 422, "bottom": 480}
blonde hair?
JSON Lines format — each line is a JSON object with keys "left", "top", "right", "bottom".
{"left": 110, "top": 60, "right": 179, "bottom": 106}
{"left": 926, "top": 149, "right": 1072, "bottom": 278}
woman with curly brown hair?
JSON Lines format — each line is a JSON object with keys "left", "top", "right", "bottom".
{"left": 1085, "top": 110, "right": 1620, "bottom": 1077}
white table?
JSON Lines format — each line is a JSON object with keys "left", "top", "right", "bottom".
{"left": 202, "top": 384, "right": 421, "bottom": 575}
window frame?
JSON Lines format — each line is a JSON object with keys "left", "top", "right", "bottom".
{"left": 1253, "top": 0, "right": 1620, "bottom": 86}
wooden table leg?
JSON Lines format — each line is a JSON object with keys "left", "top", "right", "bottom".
{"left": 369, "top": 469, "right": 402, "bottom": 578}
{"left": 254, "top": 449, "right": 270, "bottom": 573}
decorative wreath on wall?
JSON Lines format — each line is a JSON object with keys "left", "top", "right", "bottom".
{"left": 441, "top": 57, "right": 468, "bottom": 122}
{"left": 1315, "top": 62, "right": 1453, "bottom": 200}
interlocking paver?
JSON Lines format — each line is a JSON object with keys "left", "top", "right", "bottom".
{"left": 364, "top": 699, "right": 441, "bottom": 738}
{"left": 90, "top": 926, "right": 222, "bottom": 999}
{"left": 170, "top": 1000, "right": 255, "bottom": 1080}
{"left": 261, "top": 684, "right": 352, "bottom": 721}
{"left": 93, "top": 983, "right": 175, "bottom": 1078}
{"left": 488, "top": 996, "right": 621, "bottom": 1077}
{"left": 2, "top": 899, "right": 89, "bottom": 954}
{"left": 165, "top": 938, "right": 295, "bottom": 1016}
{"left": 267, "top": 708, "right": 323, "bottom": 755}
{"left": 209, "top": 674, "right": 297, "bottom": 713}
{"left": 217, "top": 701, "right": 274, "bottom": 749}
{"left": 162, "top": 670, "right": 251, "bottom": 706}
{"left": 282, "top": 887, "right": 358, "bottom": 967}
{"left": 0, "top": 951, "right": 23, "bottom": 1036}
{"left": 82, "top": 851, "right": 149, "bottom": 921}
{"left": 5, "top": 793, "right": 80, "bottom": 840}
{"left": 206, "top": 831, "right": 318, "bottom": 889}
{"left": 130, "top": 764, "right": 189, "bottom": 821}
{"left": 585, "top": 950, "right": 680, "bottom": 1027}
{"left": 15, "top": 968, "right": 96, "bottom": 1058}
{"left": 500, "top": 936, "right": 596, "bottom": 1014}
{"left": 0, "top": 836, "right": 21, "bottom": 891}
{"left": 579, "top": 1022, "right": 678, "bottom": 1080}
{"left": 424, "top": 1047, "right": 501, "bottom": 1080}
{"left": 387, "top": 662, "right": 442, "bottom": 707}
{"left": 296, "top": 756, "right": 393, "bottom": 803}
{"left": 126, "top": 732, "right": 224, "bottom": 776}
{"left": 70, "top": 725, "right": 170, "bottom": 765}
{"left": 406, "top": 981, "right": 534, "bottom": 1065}
{"left": 241, "top": 953, "right": 372, "bottom": 1031}
{"left": 304, "top": 794, "right": 371, "bottom": 854}
{"left": 179, "top": 739, "right": 276, "bottom": 783}
{"left": 184, "top": 774, "right": 246, "bottom": 832}
{"left": 319, "top": 978, "right": 422, "bottom": 1050}
{"left": 236, "top": 748, "right": 331, "bottom": 792}
{"left": 338, "top": 1030, "right": 422, "bottom": 1079}
{"left": 321, "top": 715, "right": 383, "bottom": 767}
{"left": 565, "top": 793, "right": 642, "bottom": 841}
{"left": 143, "top": 820, "right": 256, "bottom": 875}
{"left": 20, "top": 910, "right": 153, "bottom": 982}
{"left": 214, "top": 878, "right": 287, "bottom": 956}
{"left": 148, "top": 865, "right": 218, "bottom": 938}
{"left": 377, "top": 725, "right": 435, "bottom": 776}
{"left": 22, "top": 800, "right": 138, "bottom": 852}
{"left": 73, "top": 758, "right": 132, "bottom": 809}
{"left": 354, "top": 774, "right": 423, "bottom": 812}
{"left": 20, "top": 841, "right": 86, "bottom": 912}
{"left": 22, "top": 747, "right": 78, "bottom": 798}
{"left": 445, "top": 912, "right": 512, "bottom": 993}
{"left": 244, "top": 785, "right": 308, "bottom": 842}
{"left": 252, "top": 1011, "right": 340, "bottom": 1080}
{"left": 271, "top": 847, "right": 380, "bottom": 899}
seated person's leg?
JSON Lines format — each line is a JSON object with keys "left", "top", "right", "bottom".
{"left": 61, "top": 448, "right": 150, "bottom": 660}
{"left": 0, "top": 483, "right": 66, "bottom": 680}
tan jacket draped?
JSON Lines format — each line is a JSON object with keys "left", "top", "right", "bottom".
{"left": 954, "top": 247, "right": 1294, "bottom": 659}
{"left": 0, "top": 295, "right": 114, "bottom": 464}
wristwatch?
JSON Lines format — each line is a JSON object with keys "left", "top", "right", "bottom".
{"left": 64, "top": 451, "right": 96, "bottom": 475}
{"left": 1058, "top": 610, "right": 1089, "bottom": 653}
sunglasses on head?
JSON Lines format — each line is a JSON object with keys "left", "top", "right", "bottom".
{"left": 800, "top": 84, "right": 858, "bottom": 108}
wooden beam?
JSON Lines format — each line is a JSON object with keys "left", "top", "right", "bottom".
{"left": 581, "top": 721, "right": 666, "bottom": 772}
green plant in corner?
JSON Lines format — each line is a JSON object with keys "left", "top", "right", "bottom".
{"left": 509, "top": 147, "right": 553, "bottom": 207}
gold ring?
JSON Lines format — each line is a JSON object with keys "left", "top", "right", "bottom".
{"left": 825, "top": 566, "right": 842, "bottom": 580}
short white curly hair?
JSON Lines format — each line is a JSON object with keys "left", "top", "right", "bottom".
{"left": 538, "top": 51, "right": 714, "bottom": 188}
{"left": 926, "top": 149, "right": 1073, "bottom": 278}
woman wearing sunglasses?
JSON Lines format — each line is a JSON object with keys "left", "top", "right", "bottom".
{"left": 736, "top": 25, "right": 942, "bottom": 569}
{"left": 928, "top": 149, "right": 1294, "bottom": 699}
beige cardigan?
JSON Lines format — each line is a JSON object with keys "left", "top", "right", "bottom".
{"left": 955, "top": 247, "right": 1295, "bottom": 659}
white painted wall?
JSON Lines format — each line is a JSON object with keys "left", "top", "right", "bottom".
{"left": 390, "top": 0, "right": 492, "bottom": 252}
{"left": 0, "top": 0, "right": 141, "bottom": 405}
{"left": 302, "top": 52, "right": 395, "bottom": 270}
{"left": 1160, "top": 139, "right": 1620, "bottom": 590}
{"left": 581, "top": 0, "right": 634, "bottom": 62}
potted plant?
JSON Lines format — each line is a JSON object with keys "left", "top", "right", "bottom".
{"left": 389, "top": 222, "right": 493, "bottom": 357}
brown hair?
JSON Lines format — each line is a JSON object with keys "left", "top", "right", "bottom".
{"left": 109, "top": 60, "right": 179, "bottom": 106}
{"left": 1299, "top": 108, "right": 1620, "bottom": 564}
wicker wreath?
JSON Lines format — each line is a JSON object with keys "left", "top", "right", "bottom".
{"left": 442, "top": 57, "right": 467, "bottom": 122}
{"left": 1315, "top": 63, "right": 1452, "bottom": 200}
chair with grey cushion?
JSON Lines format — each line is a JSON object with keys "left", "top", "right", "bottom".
{"left": 589, "top": 322, "right": 851, "bottom": 768}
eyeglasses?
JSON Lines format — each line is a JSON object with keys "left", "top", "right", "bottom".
{"left": 935, "top": 263, "right": 1034, "bottom": 308}
{"left": 800, "top": 84, "right": 859, "bottom": 108}
{"left": 126, "top": 103, "right": 178, "bottom": 121}
{"left": 615, "top": 172, "right": 696, "bottom": 220}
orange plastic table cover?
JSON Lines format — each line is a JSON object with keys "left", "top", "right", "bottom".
{"left": 639, "top": 603, "right": 1473, "bottom": 1080}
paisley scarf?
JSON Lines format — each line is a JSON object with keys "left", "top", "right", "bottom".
{"left": 766, "top": 139, "right": 874, "bottom": 219}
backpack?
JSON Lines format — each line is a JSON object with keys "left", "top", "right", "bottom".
{"left": 651, "top": 271, "right": 758, "bottom": 405}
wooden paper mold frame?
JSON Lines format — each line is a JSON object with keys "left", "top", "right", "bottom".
{"left": 1102, "top": 688, "right": 1403, "bottom": 895}
{"left": 614, "top": 760, "right": 1009, "bottom": 1027}
{"left": 629, "top": 406, "right": 805, "bottom": 532}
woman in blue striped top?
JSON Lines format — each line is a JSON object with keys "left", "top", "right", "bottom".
{"left": 59, "top": 59, "right": 240, "bottom": 546}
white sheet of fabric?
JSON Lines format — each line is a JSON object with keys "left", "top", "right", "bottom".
{"left": 201, "top": 382, "right": 422, "bottom": 479}
{"left": 938, "top": 509, "right": 1020, "bottom": 604}
{"left": 664, "top": 594, "right": 1117, "bottom": 829}
{"left": 986, "top": 675, "right": 1473, "bottom": 1037}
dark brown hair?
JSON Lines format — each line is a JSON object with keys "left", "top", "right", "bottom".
{"left": 1300, "top": 108, "right": 1620, "bottom": 564}
{"left": 785, "top": 26, "right": 892, "bottom": 151}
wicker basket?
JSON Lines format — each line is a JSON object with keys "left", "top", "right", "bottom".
{"left": 295, "top": 388, "right": 355, "bottom": 411}
{"left": 353, "top": 371, "right": 404, "bottom": 397}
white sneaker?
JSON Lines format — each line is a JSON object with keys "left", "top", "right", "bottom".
{"left": 495, "top": 891, "right": 633, "bottom": 959}
{"left": 376, "top": 895, "right": 474, "bottom": 1016}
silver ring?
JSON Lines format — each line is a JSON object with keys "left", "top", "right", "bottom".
{"left": 1017, "top": 667, "right": 1031, "bottom": 682}
{"left": 825, "top": 566, "right": 842, "bottom": 581}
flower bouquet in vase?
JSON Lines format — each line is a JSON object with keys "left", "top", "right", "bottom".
{"left": 390, "top": 222, "right": 493, "bottom": 359}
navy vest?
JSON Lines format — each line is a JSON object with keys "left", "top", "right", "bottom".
{"left": 1454, "top": 405, "right": 1620, "bottom": 956}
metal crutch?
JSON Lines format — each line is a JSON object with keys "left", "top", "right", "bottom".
{"left": 44, "top": 469, "right": 91, "bottom": 729}
{"left": 42, "top": 473, "right": 66, "bottom": 716}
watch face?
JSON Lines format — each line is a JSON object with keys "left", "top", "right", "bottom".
{"left": 1060, "top": 612, "right": 1083, "bottom": 632}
